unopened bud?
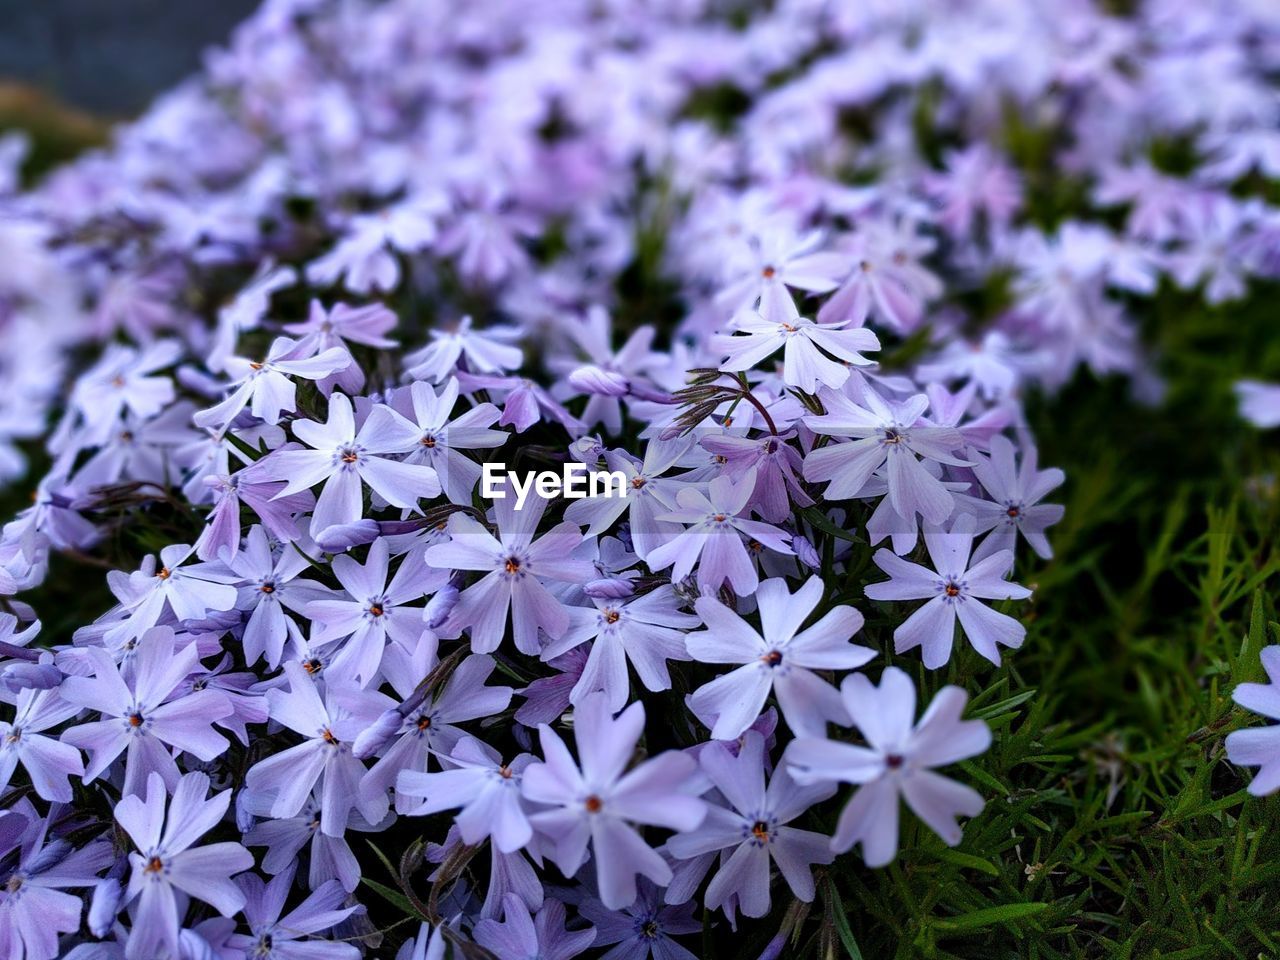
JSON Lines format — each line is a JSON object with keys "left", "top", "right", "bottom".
{"left": 792, "top": 535, "right": 822, "bottom": 571}
{"left": 424, "top": 582, "right": 460, "bottom": 630}
{"left": 87, "top": 877, "right": 124, "bottom": 938}
{"left": 583, "top": 577, "right": 636, "bottom": 600}
{"left": 314, "top": 520, "right": 381, "bottom": 552}
{"left": 568, "top": 365, "right": 628, "bottom": 397}
{"left": 353, "top": 708, "right": 404, "bottom": 760}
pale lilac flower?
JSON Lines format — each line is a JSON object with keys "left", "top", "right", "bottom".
{"left": 282, "top": 300, "right": 399, "bottom": 395}
{"left": 1226, "top": 647, "right": 1280, "bottom": 796}
{"left": 261, "top": 393, "right": 442, "bottom": 535}
{"left": 70, "top": 341, "right": 181, "bottom": 445}
{"left": 787, "top": 668, "right": 990, "bottom": 866}
{"left": 60, "top": 627, "right": 233, "bottom": 795}
{"left": 515, "top": 647, "right": 588, "bottom": 726}
{"left": 924, "top": 145, "right": 1023, "bottom": 237}
{"left": 103, "top": 543, "right": 239, "bottom": 645}
{"left": 819, "top": 219, "right": 942, "bottom": 333}
{"left": 397, "top": 737, "right": 534, "bottom": 853}
{"left": 959, "top": 435, "right": 1065, "bottom": 562}
{"left": 360, "top": 653, "right": 513, "bottom": 813}
{"left": 0, "top": 805, "right": 113, "bottom": 960}
{"left": 425, "top": 493, "right": 594, "bottom": 655}
{"left": 714, "top": 227, "right": 849, "bottom": 320}
{"left": 550, "top": 308, "right": 661, "bottom": 434}
{"left": 230, "top": 525, "right": 333, "bottom": 670}
{"left": 193, "top": 337, "right": 352, "bottom": 429}
{"left": 646, "top": 473, "right": 792, "bottom": 598}
{"left": 700, "top": 431, "right": 811, "bottom": 523}
{"left": 563, "top": 443, "right": 688, "bottom": 561}
{"left": 668, "top": 731, "right": 834, "bottom": 917}
{"left": 395, "top": 923, "right": 447, "bottom": 960}
{"left": 227, "top": 867, "right": 361, "bottom": 960}
{"left": 803, "top": 388, "right": 969, "bottom": 523}
{"left": 244, "top": 661, "right": 393, "bottom": 836}
{"left": 713, "top": 300, "right": 880, "bottom": 394}
{"left": 388, "top": 379, "right": 508, "bottom": 504}
{"left": 1235, "top": 380, "right": 1280, "bottom": 429}
{"left": 686, "top": 576, "right": 873, "bottom": 740}
{"left": 0, "top": 687, "right": 84, "bottom": 801}
{"left": 306, "top": 198, "right": 445, "bottom": 294}
{"left": 539, "top": 585, "right": 698, "bottom": 712}
{"left": 306, "top": 538, "right": 442, "bottom": 686}
{"left": 456, "top": 372, "right": 581, "bottom": 434}
{"left": 522, "top": 693, "right": 706, "bottom": 909}
{"left": 578, "top": 880, "right": 700, "bottom": 960}
{"left": 210, "top": 260, "right": 297, "bottom": 371}
{"left": 404, "top": 316, "right": 523, "bottom": 383}
{"left": 115, "top": 771, "right": 253, "bottom": 960}
{"left": 864, "top": 515, "right": 1031, "bottom": 668}
{"left": 473, "top": 894, "right": 595, "bottom": 960}
{"left": 242, "top": 792, "right": 376, "bottom": 893}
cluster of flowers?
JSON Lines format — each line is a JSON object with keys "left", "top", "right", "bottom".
{"left": 0, "top": 0, "right": 1278, "bottom": 957}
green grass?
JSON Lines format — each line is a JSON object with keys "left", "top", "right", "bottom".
{"left": 775, "top": 286, "right": 1280, "bottom": 959}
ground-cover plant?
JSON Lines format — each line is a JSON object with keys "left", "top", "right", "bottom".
{"left": 1, "top": 2, "right": 1280, "bottom": 959}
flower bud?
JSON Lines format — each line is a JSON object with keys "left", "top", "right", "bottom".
{"left": 353, "top": 707, "right": 404, "bottom": 760}
{"left": 792, "top": 534, "right": 822, "bottom": 571}
{"left": 314, "top": 520, "right": 381, "bottom": 552}
{"left": 627, "top": 382, "right": 674, "bottom": 404}
{"left": 424, "top": 582, "right": 460, "bottom": 630}
{"left": 583, "top": 577, "right": 635, "bottom": 600}
{"left": 87, "top": 877, "right": 124, "bottom": 938}
{"left": 568, "top": 365, "right": 628, "bottom": 397}
{"left": 0, "top": 661, "right": 61, "bottom": 692}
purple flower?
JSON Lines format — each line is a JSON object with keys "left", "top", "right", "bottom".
{"left": 685, "top": 576, "right": 873, "bottom": 740}
{"left": 646, "top": 473, "right": 792, "bottom": 598}
{"left": 283, "top": 300, "right": 399, "bottom": 395}
{"left": 1226, "top": 646, "right": 1280, "bottom": 796}
{"left": 713, "top": 301, "right": 880, "bottom": 394}
{"left": 864, "top": 514, "right": 1032, "bottom": 668}
{"left": 539, "top": 585, "right": 698, "bottom": 712}
{"left": 404, "top": 316, "right": 523, "bottom": 384}
{"left": 193, "top": 337, "right": 352, "bottom": 429}
{"left": 360, "top": 653, "right": 513, "bottom": 813}
{"left": 473, "top": 894, "right": 595, "bottom": 960}
{"left": 521, "top": 694, "right": 706, "bottom": 909}
{"left": 388, "top": 379, "right": 508, "bottom": 505}
{"left": 0, "top": 687, "right": 84, "bottom": 801}
{"left": 0, "top": 804, "right": 113, "bottom": 960}
{"left": 242, "top": 791, "right": 374, "bottom": 893}
{"left": 700, "top": 431, "right": 811, "bottom": 524}
{"left": 786, "top": 668, "right": 990, "bottom": 866}
{"left": 668, "top": 731, "right": 834, "bottom": 917}
{"left": 227, "top": 866, "right": 361, "bottom": 960}
{"left": 306, "top": 539, "right": 443, "bottom": 687}
{"left": 397, "top": 737, "right": 534, "bottom": 853}
{"left": 959, "top": 435, "right": 1065, "bottom": 562}
{"left": 260, "top": 393, "right": 442, "bottom": 535}
{"left": 103, "top": 544, "right": 239, "bottom": 645}
{"left": 803, "top": 388, "right": 970, "bottom": 524}
{"left": 244, "top": 661, "right": 393, "bottom": 836}
{"left": 425, "top": 493, "right": 594, "bottom": 655}
{"left": 115, "top": 771, "right": 254, "bottom": 959}
{"left": 1235, "top": 380, "right": 1280, "bottom": 429}
{"left": 230, "top": 525, "right": 333, "bottom": 669}
{"left": 60, "top": 627, "right": 233, "bottom": 795}
{"left": 563, "top": 443, "right": 688, "bottom": 562}
{"left": 577, "top": 879, "right": 701, "bottom": 960}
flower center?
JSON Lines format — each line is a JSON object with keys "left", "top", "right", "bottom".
{"left": 631, "top": 475, "right": 647, "bottom": 489}
{"left": 303, "top": 658, "right": 323, "bottom": 674}
{"left": 639, "top": 919, "right": 660, "bottom": 940}
{"left": 421, "top": 435, "right": 437, "bottom": 448}
{"left": 369, "top": 602, "right": 384, "bottom": 617}
{"left": 882, "top": 428, "right": 903, "bottom": 444}
{"left": 5, "top": 728, "right": 21, "bottom": 744}
{"left": 498, "top": 765, "right": 513, "bottom": 779}
{"left": 751, "top": 820, "right": 771, "bottom": 843}
{"left": 156, "top": 567, "right": 171, "bottom": 580}
{"left": 584, "top": 794, "right": 603, "bottom": 813}
{"left": 321, "top": 728, "right": 339, "bottom": 745}
{"left": 5, "top": 874, "right": 22, "bottom": 893}
{"left": 504, "top": 556, "right": 522, "bottom": 574}
{"left": 417, "top": 715, "right": 433, "bottom": 731}
{"left": 885, "top": 753, "right": 905, "bottom": 769}
{"left": 604, "top": 609, "right": 621, "bottom": 624}
{"left": 1006, "top": 504, "right": 1021, "bottom": 518}
{"left": 260, "top": 582, "right": 276, "bottom": 594}
{"left": 944, "top": 581, "right": 961, "bottom": 598}
{"left": 761, "top": 265, "right": 776, "bottom": 279}
{"left": 712, "top": 513, "right": 727, "bottom": 523}
{"left": 144, "top": 856, "right": 165, "bottom": 874}
{"left": 128, "top": 712, "right": 145, "bottom": 727}
{"left": 762, "top": 650, "right": 783, "bottom": 667}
